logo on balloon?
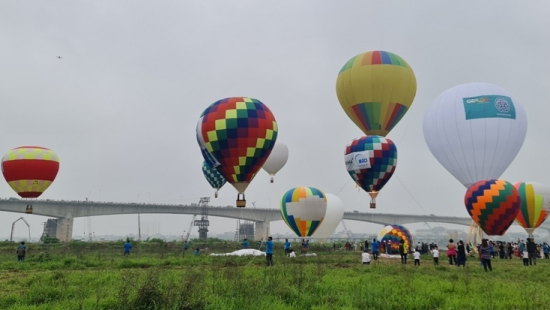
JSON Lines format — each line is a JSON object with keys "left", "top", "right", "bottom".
{"left": 355, "top": 154, "right": 369, "bottom": 166}
{"left": 494, "top": 98, "right": 510, "bottom": 113}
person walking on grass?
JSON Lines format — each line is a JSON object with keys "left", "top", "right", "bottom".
{"left": 362, "top": 250, "right": 371, "bottom": 265}
{"left": 431, "top": 245, "right": 439, "bottom": 266}
{"left": 526, "top": 238, "right": 537, "bottom": 265}
{"left": 413, "top": 249, "right": 421, "bottom": 266}
{"left": 16, "top": 242, "right": 26, "bottom": 262}
{"left": 124, "top": 240, "right": 132, "bottom": 256}
{"left": 522, "top": 248, "right": 529, "bottom": 266}
{"left": 265, "top": 236, "right": 274, "bottom": 266}
{"left": 372, "top": 239, "right": 379, "bottom": 260}
{"left": 399, "top": 239, "right": 407, "bottom": 264}
{"left": 447, "top": 239, "right": 457, "bottom": 265}
{"left": 456, "top": 240, "right": 467, "bottom": 267}
{"left": 479, "top": 239, "right": 492, "bottom": 272}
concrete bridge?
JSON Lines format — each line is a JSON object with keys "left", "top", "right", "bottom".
{"left": 1, "top": 198, "right": 543, "bottom": 241}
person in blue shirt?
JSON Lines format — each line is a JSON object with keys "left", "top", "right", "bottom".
{"left": 194, "top": 248, "right": 200, "bottom": 256}
{"left": 544, "top": 243, "right": 549, "bottom": 259}
{"left": 183, "top": 241, "right": 188, "bottom": 251}
{"left": 371, "top": 238, "right": 379, "bottom": 260}
{"left": 124, "top": 241, "right": 132, "bottom": 256}
{"left": 284, "top": 239, "right": 291, "bottom": 254}
{"left": 265, "top": 236, "right": 274, "bottom": 266}
{"left": 242, "top": 238, "right": 249, "bottom": 249}
{"left": 16, "top": 242, "right": 26, "bottom": 262}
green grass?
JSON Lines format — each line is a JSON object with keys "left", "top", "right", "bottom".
{"left": 0, "top": 241, "right": 548, "bottom": 309}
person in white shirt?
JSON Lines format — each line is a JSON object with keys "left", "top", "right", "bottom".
{"left": 362, "top": 250, "right": 371, "bottom": 265}
{"left": 431, "top": 246, "right": 439, "bottom": 266}
{"left": 522, "top": 249, "right": 529, "bottom": 266}
{"left": 288, "top": 249, "right": 296, "bottom": 258}
{"left": 413, "top": 249, "right": 421, "bottom": 266}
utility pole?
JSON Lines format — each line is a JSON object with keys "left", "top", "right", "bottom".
{"left": 194, "top": 197, "right": 210, "bottom": 240}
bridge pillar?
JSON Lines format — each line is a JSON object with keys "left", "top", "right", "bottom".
{"left": 42, "top": 217, "right": 73, "bottom": 242}
{"left": 254, "top": 221, "right": 269, "bottom": 241}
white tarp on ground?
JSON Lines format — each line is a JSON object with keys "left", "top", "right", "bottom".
{"left": 210, "top": 249, "right": 266, "bottom": 257}
{"left": 379, "top": 254, "right": 403, "bottom": 259}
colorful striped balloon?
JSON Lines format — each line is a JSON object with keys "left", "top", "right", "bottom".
{"left": 514, "top": 182, "right": 550, "bottom": 235}
{"left": 2, "top": 146, "right": 60, "bottom": 198}
{"left": 201, "top": 161, "right": 226, "bottom": 198}
{"left": 336, "top": 50, "right": 417, "bottom": 137}
{"left": 464, "top": 179, "right": 521, "bottom": 236}
{"left": 197, "top": 97, "right": 278, "bottom": 195}
{"left": 280, "top": 187, "right": 327, "bottom": 237}
{"left": 377, "top": 225, "right": 413, "bottom": 255}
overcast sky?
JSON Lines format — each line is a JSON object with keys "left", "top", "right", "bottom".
{"left": 1, "top": 1, "right": 549, "bottom": 240}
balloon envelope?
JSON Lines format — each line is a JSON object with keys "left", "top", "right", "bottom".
{"left": 423, "top": 83, "right": 527, "bottom": 188}
{"left": 336, "top": 50, "right": 417, "bottom": 136}
{"left": 311, "top": 193, "right": 344, "bottom": 239}
{"left": 262, "top": 141, "right": 289, "bottom": 181}
{"left": 514, "top": 182, "right": 550, "bottom": 235}
{"left": 464, "top": 179, "right": 521, "bottom": 236}
{"left": 2, "top": 146, "right": 60, "bottom": 198}
{"left": 377, "top": 225, "right": 413, "bottom": 255}
{"left": 197, "top": 97, "right": 278, "bottom": 193}
{"left": 280, "top": 187, "right": 327, "bottom": 237}
{"left": 201, "top": 161, "right": 226, "bottom": 194}
{"left": 345, "top": 136, "right": 397, "bottom": 195}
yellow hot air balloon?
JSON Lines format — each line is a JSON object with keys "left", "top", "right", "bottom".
{"left": 336, "top": 50, "right": 417, "bottom": 136}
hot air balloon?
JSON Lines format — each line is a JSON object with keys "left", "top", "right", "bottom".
{"left": 262, "top": 141, "right": 289, "bottom": 183}
{"left": 336, "top": 50, "right": 417, "bottom": 136}
{"left": 2, "top": 146, "right": 60, "bottom": 214}
{"left": 423, "top": 83, "right": 528, "bottom": 188}
{"left": 201, "top": 161, "right": 226, "bottom": 198}
{"left": 311, "top": 193, "right": 344, "bottom": 240}
{"left": 280, "top": 186, "right": 327, "bottom": 237}
{"left": 464, "top": 179, "right": 521, "bottom": 236}
{"left": 377, "top": 225, "right": 413, "bottom": 255}
{"left": 197, "top": 97, "right": 278, "bottom": 207}
{"left": 344, "top": 136, "right": 397, "bottom": 208}
{"left": 514, "top": 182, "right": 550, "bottom": 236}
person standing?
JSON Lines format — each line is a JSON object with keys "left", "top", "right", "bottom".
{"left": 543, "top": 243, "right": 549, "bottom": 259}
{"left": 526, "top": 238, "right": 537, "bottom": 265}
{"left": 446, "top": 239, "right": 457, "bottom": 265}
{"left": 284, "top": 239, "right": 291, "bottom": 254}
{"left": 265, "top": 236, "right": 274, "bottom": 266}
{"left": 183, "top": 241, "right": 188, "bottom": 251}
{"left": 16, "top": 242, "right": 26, "bottom": 262}
{"left": 301, "top": 239, "right": 309, "bottom": 254}
{"left": 372, "top": 239, "right": 379, "bottom": 260}
{"left": 124, "top": 240, "right": 132, "bottom": 256}
{"left": 479, "top": 239, "right": 493, "bottom": 272}
{"left": 431, "top": 245, "right": 439, "bottom": 266}
{"left": 361, "top": 250, "right": 371, "bottom": 265}
{"left": 413, "top": 249, "right": 421, "bottom": 266}
{"left": 399, "top": 239, "right": 407, "bottom": 264}
{"left": 364, "top": 239, "right": 369, "bottom": 252}
{"left": 456, "top": 240, "right": 467, "bottom": 267}
{"left": 242, "top": 238, "right": 249, "bottom": 249}
{"left": 258, "top": 240, "right": 262, "bottom": 250}
{"left": 522, "top": 249, "right": 529, "bottom": 266}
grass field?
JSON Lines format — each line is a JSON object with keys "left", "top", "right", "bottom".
{"left": 0, "top": 240, "right": 548, "bottom": 309}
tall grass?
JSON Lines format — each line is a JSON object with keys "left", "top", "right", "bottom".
{"left": 0, "top": 241, "right": 549, "bottom": 309}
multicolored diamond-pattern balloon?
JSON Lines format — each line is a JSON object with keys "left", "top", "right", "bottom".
{"left": 377, "top": 225, "right": 413, "bottom": 254}
{"left": 464, "top": 179, "right": 521, "bottom": 236}
{"left": 201, "top": 161, "right": 226, "bottom": 194}
{"left": 344, "top": 135, "right": 397, "bottom": 194}
{"left": 197, "top": 97, "right": 278, "bottom": 193}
